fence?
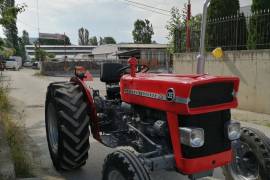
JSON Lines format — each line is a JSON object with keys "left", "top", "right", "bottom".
{"left": 178, "top": 9, "right": 270, "bottom": 52}
{"left": 41, "top": 59, "right": 126, "bottom": 76}
{"left": 41, "top": 57, "right": 171, "bottom": 76}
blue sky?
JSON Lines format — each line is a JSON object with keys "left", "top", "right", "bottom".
{"left": 0, "top": 0, "right": 252, "bottom": 44}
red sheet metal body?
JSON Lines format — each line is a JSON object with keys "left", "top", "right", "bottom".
{"left": 120, "top": 72, "right": 239, "bottom": 174}
{"left": 120, "top": 73, "right": 239, "bottom": 115}
{"left": 73, "top": 61, "right": 240, "bottom": 175}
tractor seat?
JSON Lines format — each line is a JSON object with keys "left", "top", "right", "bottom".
{"left": 100, "top": 63, "right": 124, "bottom": 84}
{"left": 100, "top": 63, "right": 124, "bottom": 99}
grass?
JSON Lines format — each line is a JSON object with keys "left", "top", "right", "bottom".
{"left": 0, "top": 85, "right": 33, "bottom": 178}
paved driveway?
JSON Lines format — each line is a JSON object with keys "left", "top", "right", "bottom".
{"left": 4, "top": 68, "right": 269, "bottom": 180}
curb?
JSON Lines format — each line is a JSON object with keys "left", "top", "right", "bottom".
{"left": 0, "top": 123, "right": 16, "bottom": 180}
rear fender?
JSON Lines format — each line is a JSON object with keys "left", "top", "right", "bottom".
{"left": 70, "top": 76, "right": 101, "bottom": 141}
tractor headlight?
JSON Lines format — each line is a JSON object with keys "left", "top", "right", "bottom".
{"left": 226, "top": 121, "right": 241, "bottom": 140}
{"left": 179, "top": 127, "right": 204, "bottom": 148}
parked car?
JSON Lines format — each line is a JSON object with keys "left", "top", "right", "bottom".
{"left": 5, "top": 58, "right": 20, "bottom": 71}
{"left": 23, "top": 61, "right": 33, "bottom": 67}
{"left": 10, "top": 56, "right": 22, "bottom": 68}
{"left": 32, "top": 61, "right": 41, "bottom": 69}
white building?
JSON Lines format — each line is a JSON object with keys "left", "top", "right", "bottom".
{"left": 92, "top": 43, "right": 169, "bottom": 60}
{"left": 25, "top": 45, "right": 96, "bottom": 60}
{"left": 91, "top": 43, "right": 170, "bottom": 69}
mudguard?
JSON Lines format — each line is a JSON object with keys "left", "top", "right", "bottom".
{"left": 70, "top": 76, "right": 101, "bottom": 141}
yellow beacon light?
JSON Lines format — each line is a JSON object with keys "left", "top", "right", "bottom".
{"left": 212, "top": 47, "right": 224, "bottom": 59}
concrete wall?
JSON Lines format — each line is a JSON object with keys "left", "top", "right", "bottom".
{"left": 173, "top": 49, "right": 270, "bottom": 114}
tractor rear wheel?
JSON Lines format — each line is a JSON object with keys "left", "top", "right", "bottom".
{"left": 223, "top": 127, "right": 270, "bottom": 180}
{"left": 45, "top": 82, "right": 90, "bottom": 171}
{"left": 102, "top": 149, "right": 151, "bottom": 180}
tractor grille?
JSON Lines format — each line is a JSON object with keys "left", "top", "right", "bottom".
{"left": 179, "top": 110, "right": 231, "bottom": 159}
{"left": 188, "top": 82, "right": 234, "bottom": 108}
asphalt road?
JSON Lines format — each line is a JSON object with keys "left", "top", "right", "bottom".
{"left": 3, "top": 68, "right": 260, "bottom": 180}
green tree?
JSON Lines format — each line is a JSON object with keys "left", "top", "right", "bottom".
{"left": 98, "top": 36, "right": 116, "bottom": 45}
{"left": 251, "top": 0, "right": 270, "bottom": 11}
{"left": 16, "top": 30, "right": 30, "bottom": 61}
{"left": 0, "top": 0, "right": 25, "bottom": 58}
{"left": 0, "top": 38, "right": 4, "bottom": 51}
{"left": 166, "top": 7, "right": 183, "bottom": 53}
{"left": 99, "top": 37, "right": 103, "bottom": 45}
{"left": 34, "top": 43, "right": 47, "bottom": 61}
{"left": 103, "top": 37, "right": 116, "bottom": 44}
{"left": 1, "top": 0, "right": 25, "bottom": 55}
{"left": 248, "top": 0, "right": 270, "bottom": 49}
{"left": 22, "top": 30, "right": 30, "bottom": 45}
{"left": 208, "top": 0, "right": 240, "bottom": 19}
{"left": 47, "top": 53, "right": 56, "bottom": 59}
{"left": 0, "top": 47, "right": 15, "bottom": 58}
{"left": 207, "top": 0, "right": 245, "bottom": 50}
{"left": 18, "top": 37, "right": 26, "bottom": 60}
{"left": 132, "top": 19, "right": 154, "bottom": 44}
{"left": 190, "top": 14, "right": 202, "bottom": 52}
{"left": 78, "top": 27, "right": 89, "bottom": 45}
{"left": 0, "top": 0, "right": 24, "bottom": 26}
{"left": 89, "top": 36, "right": 98, "bottom": 45}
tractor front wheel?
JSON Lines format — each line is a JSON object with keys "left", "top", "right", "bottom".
{"left": 102, "top": 149, "right": 151, "bottom": 180}
{"left": 45, "top": 82, "right": 90, "bottom": 171}
{"left": 223, "top": 127, "right": 270, "bottom": 180}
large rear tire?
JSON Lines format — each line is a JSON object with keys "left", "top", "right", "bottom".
{"left": 45, "top": 82, "right": 90, "bottom": 171}
{"left": 102, "top": 149, "right": 151, "bottom": 180}
{"left": 223, "top": 127, "right": 270, "bottom": 180}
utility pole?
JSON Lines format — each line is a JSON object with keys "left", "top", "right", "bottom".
{"left": 186, "top": 0, "right": 191, "bottom": 52}
{"left": 36, "top": 0, "right": 41, "bottom": 61}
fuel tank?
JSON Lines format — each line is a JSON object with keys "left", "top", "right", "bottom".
{"left": 120, "top": 73, "right": 239, "bottom": 115}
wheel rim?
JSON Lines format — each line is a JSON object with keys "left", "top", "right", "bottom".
{"left": 47, "top": 103, "right": 59, "bottom": 154}
{"left": 229, "top": 141, "right": 261, "bottom": 180}
{"left": 108, "top": 170, "right": 125, "bottom": 180}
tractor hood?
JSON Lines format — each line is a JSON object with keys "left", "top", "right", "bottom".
{"left": 120, "top": 73, "right": 239, "bottom": 115}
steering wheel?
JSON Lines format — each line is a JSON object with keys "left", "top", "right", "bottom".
{"left": 118, "top": 64, "right": 149, "bottom": 74}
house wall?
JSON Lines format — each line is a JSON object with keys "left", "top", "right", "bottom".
{"left": 173, "top": 49, "right": 270, "bottom": 114}
{"left": 140, "top": 49, "right": 170, "bottom": 68}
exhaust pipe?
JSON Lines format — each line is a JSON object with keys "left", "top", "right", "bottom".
{"left": 196, "top": 0, "right": 211, "bottom": 74}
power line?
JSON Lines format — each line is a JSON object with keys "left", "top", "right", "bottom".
{"left": 123, "top": 0, "right": 170, "bottom": 13}
{"left": 120, "top": 1, "right": 170, "bottom": 16}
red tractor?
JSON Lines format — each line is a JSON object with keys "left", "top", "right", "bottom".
{"left": 45, "top": 1, "right": 270, "bottom": 180}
